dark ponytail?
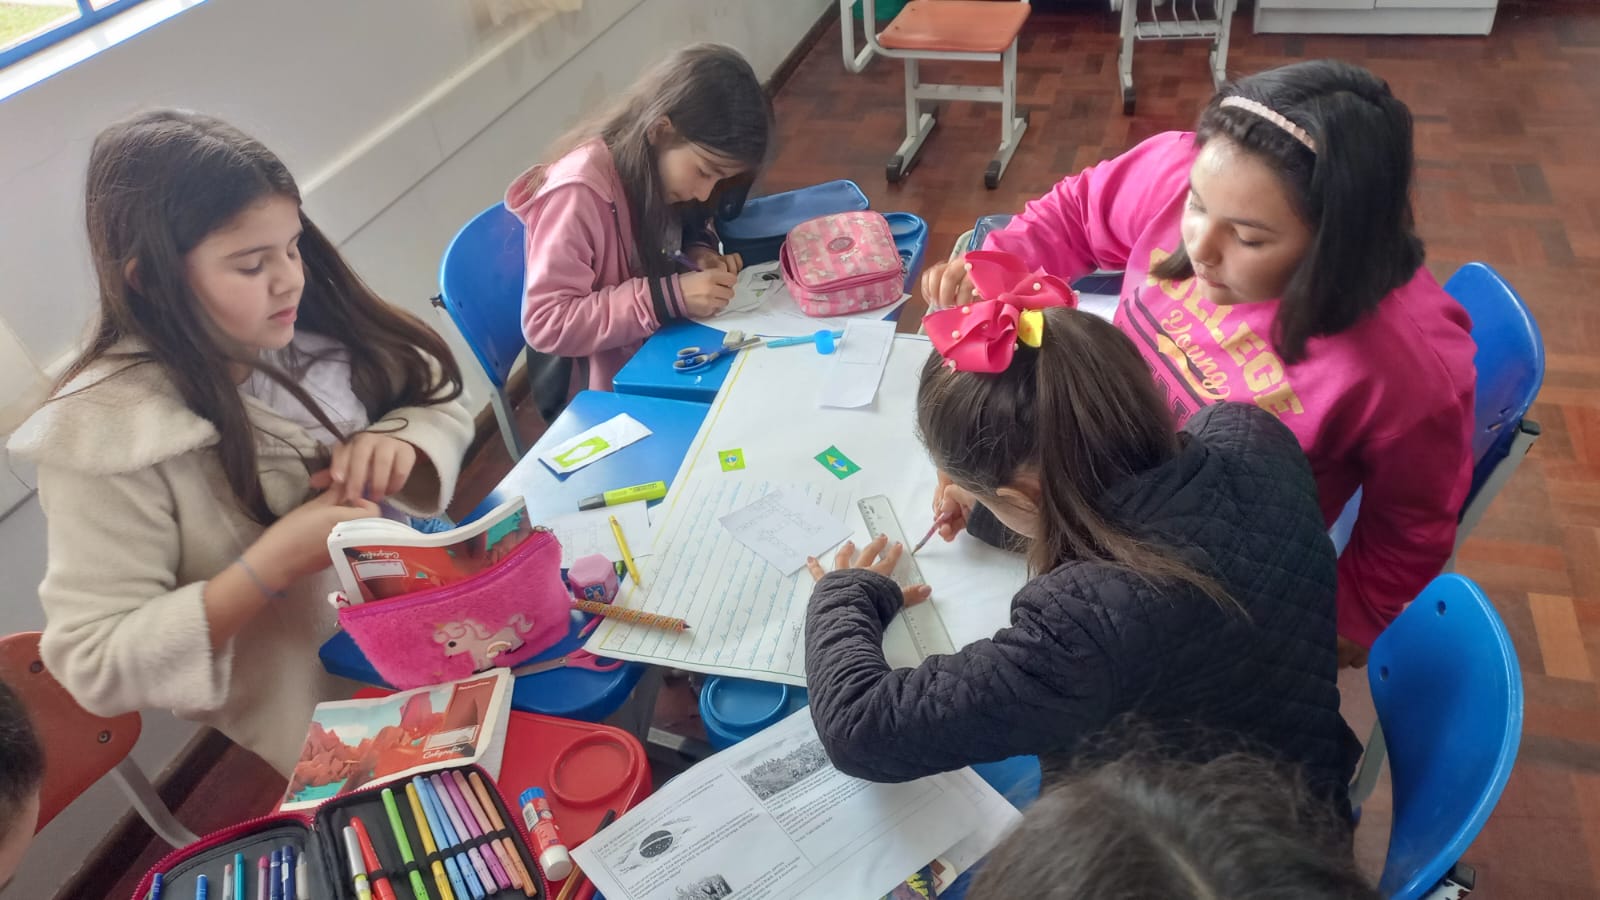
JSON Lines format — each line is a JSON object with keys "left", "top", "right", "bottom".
{"left": 916, "top": 308, "right": 1230, "bottom": 606}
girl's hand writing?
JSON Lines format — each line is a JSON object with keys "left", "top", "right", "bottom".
{"left": 316, "top": 432, "right": 418, "bottom": 504}
{"left": 806, "top": 535, "right": 933, "bottom": 606}
{"left": 933, "top": 473, "right": 976, "bottom": 543}
{"left": 919, "top": 255, "right": 978, "bottom": 311}
{"left": 249, "top": 490, "right": 381, "bottom": 587}
{"left": 681, "top": 269, "right": 737, "bottom": 318}
{"left": 687, "top": 246, "right": 744, "bottom": 275}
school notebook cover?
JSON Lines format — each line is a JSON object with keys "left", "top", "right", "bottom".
{"left": 280, "top": 669, "right": 513, "bottom": 812}
{"left": 328, "top": 495, "right": 536, "bottom": 603}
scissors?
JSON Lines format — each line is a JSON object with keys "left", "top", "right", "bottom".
{"left": 674, "top": 333, "right": 762, "bottom": 373}
{"left": 511, "top": 648, "right": 623, "bottom": 677}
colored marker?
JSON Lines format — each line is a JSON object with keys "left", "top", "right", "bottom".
{"left": 382, "top": 788, "right": 433, "bottom": 900}
{"left": 468, "top": 771, "right": 538, "bottom": 897}
{"left": 578, "top": 479, "right": 668, "bottom": 510}
{"left": 149, "top": 872, "right": 164, "bottom": 900}
{"left": 426, "top": 776, "right": 488, "bottom": 900}
{"left": 342, "top": 826, "right": 374, "bottom": 900}
{"left": 350, "top": 817, "right": 398, "bottom": 900}
{"left": 196, "top": 875, "right": 209, "bottom": 900}
{"left": 407, "top": 783, "right": 456, "bottom": 900}
{"left": 257, "top": 857, "right": 269, "bottom": 900}
{"left": 269, "top": 850, "right": 283, "bottom": 900}
{"left": 283, "top": 845, "right": 298, "bottom": 900}
{"left": 417, "top": 777, "right": 477, "bottom": 900}
{"left": 233, "top": 853, "right": 246, "bottom": 900}
{"left": 296, "top": 859, "right": 310, "bottom": 900}
{"left": 668, "top": 250, "right": 702, "bottom": 272}
{"left": 451, "top": 770, "right": 522, "bottom": 891}
{"left": 443, "top": 773, "right": 511, "bottom": 890}
{"left": 223, "top": 864, "right": 235, "bottom": 900}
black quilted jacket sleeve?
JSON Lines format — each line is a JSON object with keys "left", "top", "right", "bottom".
{"left": 804, "top": 568, "right": 1120, "bottom": 782}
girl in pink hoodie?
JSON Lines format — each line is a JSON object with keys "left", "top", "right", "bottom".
{"left": 506, "top": 44, "right": 774, "bottom": 395}
{"left": 922, "top": 60, "right": 1477, "bottom": 667}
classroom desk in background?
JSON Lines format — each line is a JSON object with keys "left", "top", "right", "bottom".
{"left": 320, "top": 390, "right": 711, "bottom": 722}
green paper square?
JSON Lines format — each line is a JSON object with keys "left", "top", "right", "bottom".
{"left": 719, "top": 448, "right": 746, "bottom": 472}
{"left": 814, "top": 445, "right": 861, "bottom": 479}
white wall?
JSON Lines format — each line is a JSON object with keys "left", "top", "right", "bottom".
{"left": 0, "top": 0, "right": 827, "bottom": 895}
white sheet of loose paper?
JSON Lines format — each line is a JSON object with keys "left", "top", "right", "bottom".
{"left": 718, "top": 489, "right": 853, "bottom": 575}
{"left": 540, "top": 501, "right": 653, "bottom": 567}
{"left": 569, "top": 709, "right": 1021, "bottom": 900}
{"left": 537, "top": 413, "right": 651, "bottom": 475}
{"left": 819, "top": 319, "right": 896, "bottom": 408}
{"left": 708, "top": 261, "right": 909, "bottom": 337}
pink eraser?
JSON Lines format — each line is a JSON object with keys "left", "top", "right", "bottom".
{"left": 569, "top": 554, "right": 619, "bottom": 603}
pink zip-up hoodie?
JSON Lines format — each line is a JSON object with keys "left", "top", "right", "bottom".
{"left": 987, "top": 131, "right": 1478, "bottom": 648}
{"left": 507, "top": 139, "right": 706, "bottom": 392}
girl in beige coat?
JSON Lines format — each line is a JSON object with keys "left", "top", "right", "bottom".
{"left": 8, "top": 111, "right": 474, "bottom": 776}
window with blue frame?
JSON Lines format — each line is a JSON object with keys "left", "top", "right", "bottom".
{"left": 0, "top": 0, "right": 153, "bottom": 69}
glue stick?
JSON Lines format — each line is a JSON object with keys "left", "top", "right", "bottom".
{"left": 518, "top": 787, "right": 573, "bottom": 880}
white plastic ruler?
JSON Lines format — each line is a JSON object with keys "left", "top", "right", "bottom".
{"left": 857, "top": 494, "right": 956, "bottom": 658}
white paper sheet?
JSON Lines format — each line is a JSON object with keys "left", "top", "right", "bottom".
{"left": 819, "top": 319, "right": 896, "bottom": 409}
{"left": 569, "top": 709, "right": 1020, "bottom": 900}
{"left": 583, "top": 336, "right": 1029, "bottom": 683}
{"left": 537, "top": 413, "right": 651, "bottom": 475}
{"left": 719, "top": 489, "right": 853, "bottom": 575}
{"left": 540, "top": 501, "right": 653, "bottom": 567}
{"left": 708, "top": 261, "right": 910, "bottom": 337}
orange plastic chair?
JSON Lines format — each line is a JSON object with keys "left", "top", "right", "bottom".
{"left": 842, "top": 0, "right": 1032, "bottom": 188}
{"left": 0, "top": 632, "right": 198, "bottom": 846}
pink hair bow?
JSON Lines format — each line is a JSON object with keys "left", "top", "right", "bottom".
{"left": 925, "top": 250, "right": 1078, "bottom": 373}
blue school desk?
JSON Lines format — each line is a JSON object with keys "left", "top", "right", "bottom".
{"left": 612, "top": 212, "right": 929, "bottom": 403}
{"left": 319, "top": 390, "right": 710, "bottom": 721}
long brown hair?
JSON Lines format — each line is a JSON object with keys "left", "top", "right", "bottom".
{"left": 969, "top": 750, "right": 1374, "bottom": 900}
{"left": 62, "top": 109, "right": 464, "bottom": 523}
{"left": 916, "top": 308, "right": 1226, "bottom": 602}
{"left": 526, "top": 43, "right": 774, "bottom": 277}
{"left": 1151, "top": 59, "right": 1423, "bottom": 364}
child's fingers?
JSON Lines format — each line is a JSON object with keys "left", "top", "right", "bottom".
{"left": 367, "top": 444, "right": 396, "bottom": 503}
{"left": 873, "top": 541, "right": 903, "bottom": 573}
{"left": 806, "top": 557, "right": 825, "bottom": 582}
{"left": 329, "top": 441, "right": 350, "bottom": 485}
{"left": 308, "top": 469, "right": 334, "bottom": 491}
{"left": 903, "top": 584, "right": 933, "bottom": 606}
{"left": 726, "top": 253, "right": 743, "bottom": 274}
{"left": 385, "top": 451, "right": 411, "bottom": 499}
{"left": 834, "top": 541, "right": 855, "bottom": 569}
{"left": 342, "top": 441, "right": 372, "bottom": 504}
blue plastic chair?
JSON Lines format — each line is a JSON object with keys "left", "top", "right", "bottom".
{"left": 436, "top": 203, "right": 530, "bottom": 458}
{"left": 1368, "top": 574, "right": 1523, "bottom": 899}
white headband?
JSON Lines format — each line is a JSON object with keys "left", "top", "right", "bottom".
{"left": 1220, "top": 96, "right": 1317, "bottom": 153}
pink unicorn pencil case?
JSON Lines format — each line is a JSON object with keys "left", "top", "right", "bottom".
{"left": 338, "top": 529, "right": 571, "bottom": 690}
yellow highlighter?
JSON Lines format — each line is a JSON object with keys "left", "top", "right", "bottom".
{"left": 406, "top": 783, "right": 456, "bottom": 900}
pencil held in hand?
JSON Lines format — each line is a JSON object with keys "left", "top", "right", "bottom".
{"left": 574, "top": 598, "right": 689, "bottom": 632}
{"left": 913, "top": 511, "right": 956, "bottom": 554}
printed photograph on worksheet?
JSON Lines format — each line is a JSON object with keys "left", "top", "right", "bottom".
{"left": 280, "top": 670, "right": 512, "bottom": 812}
{"left": 569, "top": 710, "right": 1016, "bottom": 900}
{"left": 328, "top": 496, "right": 535, "bottom": 603}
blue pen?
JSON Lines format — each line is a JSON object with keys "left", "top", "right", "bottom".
{"left": 415, "top": 777, "right": 476, "bottom": 900}
{"left": 232, "top": 853, "right": 245, "bottom": 900}
{"left": 281, "top": 845, "right": 296, "bottom": 900}
{"left": 196, "top": 874, "right": 209, "bottom": 900}
{"left": 422, "top": 778, "right": 486, "bottom": 900}
{"left": 149, "top": 872, "right": 164, "bottom": 900}
{"left": 269, "top": 850, "right": 283, "bottom": 900}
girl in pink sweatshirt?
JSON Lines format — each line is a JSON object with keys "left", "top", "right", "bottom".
{"left": 922, "top": 60, "right": 1477, "bottom": 666}
{"left": 506, "top": 44, "right": 774, "bottom": 395}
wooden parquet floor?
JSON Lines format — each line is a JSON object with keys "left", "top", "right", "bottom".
{"left": 78, "top": 2, "right": 1600, "bottom": 896}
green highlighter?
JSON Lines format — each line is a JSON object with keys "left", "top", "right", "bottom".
{"left": 382, "top": 788, "right": 433, "bottom": 900}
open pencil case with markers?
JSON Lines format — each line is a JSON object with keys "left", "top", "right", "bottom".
{"left": 130, "top": 763, "right": 548, "bottom": 900}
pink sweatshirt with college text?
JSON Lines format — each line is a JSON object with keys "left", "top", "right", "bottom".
{"left": 507, "top": 140, "right": 713, "bottom": 393}
{"left": 986, "top": 131, "right": 1477, "bottom": 647}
